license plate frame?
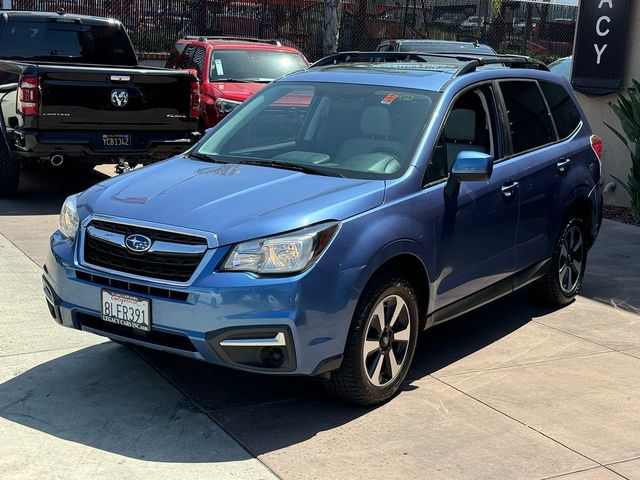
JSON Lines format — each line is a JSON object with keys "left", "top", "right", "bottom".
{"left": 100, "top": 290, "right": 151, "bottom": 332}
{"left": 101, "top": 133, "right": 131, "bottom": 150}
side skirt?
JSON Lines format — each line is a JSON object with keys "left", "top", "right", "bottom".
{"left": 424, "top": 258, "right": 551, "bottom": 329}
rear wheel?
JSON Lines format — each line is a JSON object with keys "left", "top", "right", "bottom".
{"left": 0, "top": 134, "right": 20, "bottom": 196}
{"left": 531, "top": 217, "right": 587, "bottom": 307}
{"left": 325, "top": 274, "right": 418, "bottom": 405}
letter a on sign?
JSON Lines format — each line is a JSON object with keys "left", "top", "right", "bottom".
{"left": 598, "top": 0, "right": 613, "bottom": 8}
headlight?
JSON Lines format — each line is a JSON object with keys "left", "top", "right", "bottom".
{"left": 59, "top": 194, "right": 80, "bottom": 240}
{"left": 221, "top": 222, "right": 340, "bottom": 275}
{"left": 215, "top": 98, "right": 242, "bottom": 115}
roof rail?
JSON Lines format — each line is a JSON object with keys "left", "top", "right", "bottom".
{"left": 184, "top": 36, "right": 282, "bottom": 46}
{"left": 310, "top": 51, "right": 549, "bottom": 75}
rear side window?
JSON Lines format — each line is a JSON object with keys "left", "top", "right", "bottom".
{"left": 540, "top": 81, "right": 582, "bottom": 139}
{"left": 499, "top": 81, "right": 555, "bottom": 155}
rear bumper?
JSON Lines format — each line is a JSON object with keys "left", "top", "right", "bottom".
{"left": 11, "top": 129, "right": 199, "bottom": 164}
{"left": 589, "top": 182, "right": 604, "bottom": 247}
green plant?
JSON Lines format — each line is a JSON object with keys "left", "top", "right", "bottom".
{"left": 605, "top": 79, "right": 640, "bottom": 219}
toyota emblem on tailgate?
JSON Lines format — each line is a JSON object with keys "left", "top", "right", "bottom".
{"left": 125, "top": 234, "right": 151, "bottom": 253}
{"left": 111, "top": 89, "right": 129, "bottom": 107}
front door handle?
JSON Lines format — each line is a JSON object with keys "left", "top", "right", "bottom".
{"left": 501, "top": 181, "right": 519, "bottom": 198}
{"left": 557, "top": 158, "right": 571, "bottom": 173}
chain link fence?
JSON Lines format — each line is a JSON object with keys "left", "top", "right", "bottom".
{"left": 5, "top": 0, "right": 577, "bottom": 62}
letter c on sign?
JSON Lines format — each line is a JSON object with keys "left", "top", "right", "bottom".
{"left": 596, "top": 16, "right": 611, "bottom": 36}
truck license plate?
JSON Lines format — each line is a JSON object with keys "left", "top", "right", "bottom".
{"left": 101, "top": 290, "right": 150, "bottom": 332}
{"left": 102, "top": 134, "right": 131, "bottom": 149}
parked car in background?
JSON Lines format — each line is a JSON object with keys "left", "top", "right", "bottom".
{"left": 166, "top": 36, "right": 308, "bottom": 130}
{"left": 549, "top": 56, "right": 572, "bottom": 80}
{"left": 460, "top": 15, "right": 487, "bottom": 33}
{"left": 0, "top": 10, "right": 200, "bottom": 195}
{"left": 376, "top": 39, "right": 497, "bottom": 55}
{"left": 45, "top": 51, "right": 603, "bottom": 406}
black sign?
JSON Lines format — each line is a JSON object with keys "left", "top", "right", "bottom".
{"left": 572, "top": 0, "right": 631, "bottom": 96}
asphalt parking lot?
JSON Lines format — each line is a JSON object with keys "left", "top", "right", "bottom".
{"left": 1, "top": 166, "right": 640, "bottom": 480}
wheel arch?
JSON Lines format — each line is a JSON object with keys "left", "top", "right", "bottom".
{"left": 356, "top": 247, "right": 431, "bottom": 329}
{"left": 563, "top": 192, "right": 596, "bottom": 248}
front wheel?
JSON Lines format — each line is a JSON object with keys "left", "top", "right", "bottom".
{"left": 531, "top": 217, "right": 587, "bottom": 307}
{"left": 325, "top": 274, "right": 419, "bottom": 405}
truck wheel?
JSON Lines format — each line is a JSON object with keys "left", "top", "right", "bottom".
{"left": 0, "top": 135, "right": 20, "bottom": 196}
{"left": 325, "top": 273, "right": 418, "bottom": 405}
{"left": 531, "top": 217, "right": 587, "bottom": 307}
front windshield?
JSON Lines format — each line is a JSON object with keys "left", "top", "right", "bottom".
{"left": 210, "top": 50, "right": 308, "bottom": 82}
{"left": 196, "top": 82, "right": 439, "bottom": 179}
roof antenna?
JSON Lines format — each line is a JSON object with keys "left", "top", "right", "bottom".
{"left": 57, "top": 7, "right": 65, "bottom": 15}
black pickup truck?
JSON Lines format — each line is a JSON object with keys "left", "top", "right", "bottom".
{"left": 0, "top": 10, "right": 200, "bottom": 194}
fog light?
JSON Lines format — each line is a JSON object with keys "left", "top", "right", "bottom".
{"left": 263, "top": 346, "right": 285, "bottom": 367}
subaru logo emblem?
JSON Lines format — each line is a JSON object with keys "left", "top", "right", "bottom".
{"left": 125, "top": 234, "right": 151, "bottom": 253}
{"left": 111, "top": 89, "right": 129, "bottom": 107}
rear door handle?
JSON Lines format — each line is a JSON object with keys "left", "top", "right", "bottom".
{"left": 557, "top": 158, "right": 571, "bottom": 173}
{"left": 501, "top": 181, "right": 519, "bottom": 198}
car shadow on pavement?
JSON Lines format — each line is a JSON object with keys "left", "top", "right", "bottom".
{"left": 0, "top": 342, "right": 260, "bottom": 463}
{"left": 0, "top": 165, "right": 110, "bottom": 216}
{"left": 0, "top": 290, "right": 558, "bottom": 462}
{"left": 135, "top": 289, "right": 560, "bottom": 457}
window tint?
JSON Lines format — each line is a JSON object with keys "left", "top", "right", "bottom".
{"left": 540, "top": 81, "right": 581, "bottom": 139}
{"left": 426, "top": 86, "right": 496, "bottom": 183}
{"left": 0, "top": 22, "right": 137, "bottom": 65}
{"left": 178, "top": 44, "right": 196, "bottom": 69}
{"left": 499, "top": 81, "right": 555, "bottom": 154}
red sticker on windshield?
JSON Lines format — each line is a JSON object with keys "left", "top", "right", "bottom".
{"left": 381, "top": 93, "right": 399, "bottom": 105}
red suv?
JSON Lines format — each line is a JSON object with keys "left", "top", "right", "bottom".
{"left": 166, "top": 36, "right": 308, "bottom": 130}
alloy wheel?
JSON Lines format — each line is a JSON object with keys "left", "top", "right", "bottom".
{"left": 558, "top": 224, "right": 584, "bottom": 294}
{"left": 362, "top": 294, "right": 412, "bottom": 387}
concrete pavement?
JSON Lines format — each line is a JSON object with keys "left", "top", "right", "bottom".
{"left": 0, "top": 233, "right": 277, "bottom": 479}
{"left": 1, "top": 166, "right": 640, "bottom": 479}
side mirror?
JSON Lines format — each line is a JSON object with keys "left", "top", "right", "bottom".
{"left": 444, "top": 151, "right": 493, "bottom": 197}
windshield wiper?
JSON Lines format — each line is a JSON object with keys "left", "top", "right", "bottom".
{"left": 188, "top": 151, "right": 231, "bottom": 163}
{"left": 243, "top": 78, "right": 273, "bottom": 83}
{"left": 236, "top": 159, "right": 344, "bottom": 178}
{"left": 215, "top": 78, "right": 254, "bottom": 83}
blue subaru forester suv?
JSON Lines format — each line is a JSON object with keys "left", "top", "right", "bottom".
{"left": 44, "top": 52, "right": 603, "bottom": 405}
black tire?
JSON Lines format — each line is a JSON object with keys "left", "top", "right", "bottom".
{"left": 0, "top": 133, "right": 20, "bottom": 196}
{"left": 325, "top": 273, "right": 419, "bottom": 406}
{"left": 531, "top": 217, "right": 587, "bottom": 307}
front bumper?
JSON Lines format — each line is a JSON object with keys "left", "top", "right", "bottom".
{"left": 43, "top": 231, "right": 359, "bottom": 376}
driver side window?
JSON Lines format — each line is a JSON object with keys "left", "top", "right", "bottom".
{"left": 426, "top": 85, "right": 498, "bottom": 184}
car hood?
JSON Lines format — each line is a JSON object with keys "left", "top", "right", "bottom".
{"left": 209, "top": 82, "right": 266, "bottom": 102}
{"left": 79, "top": 156, "right": 385, "bottom": 247}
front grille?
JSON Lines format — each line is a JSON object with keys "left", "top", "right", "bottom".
{"left": 90, "top": 220, "right": 205, "bottom": 245}
{"left": 75, "top": 271, "right": 189, "bottom": 301}
{"left": 83, "top": 220, "right": 207, "bottom": 282}
{"left": 77, "top": 313, "right": 197, "bottom": 352}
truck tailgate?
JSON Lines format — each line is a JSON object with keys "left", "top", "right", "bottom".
{"left": 37, "top": 65, "right": 194, "bottom": 131}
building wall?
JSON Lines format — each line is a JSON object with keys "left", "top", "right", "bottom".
{"left": 575, "top": 1, "right": 640, "bottom": 207}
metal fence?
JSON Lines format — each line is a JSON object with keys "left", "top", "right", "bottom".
{"left": 5, "top": 0, "right": 577, "bottom": 62}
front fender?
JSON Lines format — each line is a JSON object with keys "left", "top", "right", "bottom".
{"left": 328, "top": 197, "right": 435, "bottom": 296}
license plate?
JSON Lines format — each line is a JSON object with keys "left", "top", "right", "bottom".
{"left": 102, "top": 134, "right": 131, "bottom": 150}
{"left": 101, "top": 290, "right": 150, "bottom": 332}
